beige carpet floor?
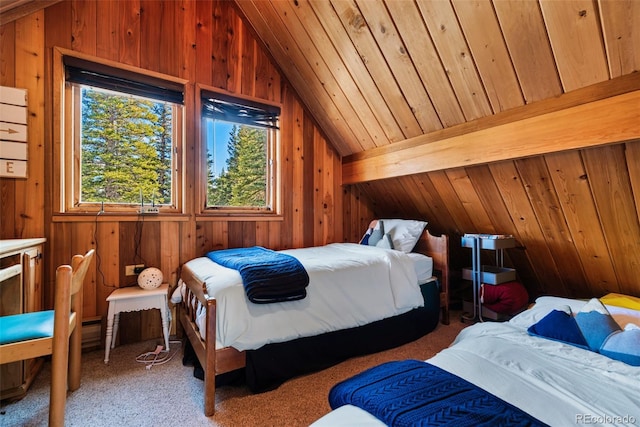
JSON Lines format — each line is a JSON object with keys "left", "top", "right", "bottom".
{"left": 1, "top": 313, "right": 465, "bottom": 427}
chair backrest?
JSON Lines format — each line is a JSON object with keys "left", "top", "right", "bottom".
{"left": 49, "top": 249, "right": 94, "bottom": 426}
{"left": 54, "top": 249, "right": 94, "bottom": 327}
{"left": 66, "top": 249, "right": 94, "bottom": 313}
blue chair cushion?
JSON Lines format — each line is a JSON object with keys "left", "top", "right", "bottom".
{"left": 0, "top": 311, "right": 55, "bottom": 345}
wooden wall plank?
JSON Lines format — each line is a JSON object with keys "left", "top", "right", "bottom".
{"left": 194, "top": 0, "right": 213, "bottom": 86}
{"left": 15, "top": 10, "right": 45, "bottom": 238}
{"left": 452, "top": 0, "right": 524, "bottom": 112}
{"left": 427, "top": 171, "right": 475, "bottom": 236}
{"left": 356, "top": 0, "right": 441, "bottom": 134}
{"left": 626, "top": 141, "right": 640, "bottom": 222}
{"left": 283, "top": 85, "right": 302, "bottom": 248}
{"left": 308, "top": 0, "right": 407, "bottom": 141}
{"left": 225, "top": 5, "right": 241, "bottom": 93}
{"left": 313, "top": 126, "right": 324, "bottom": 246}
{"left": 237, "top": 0, "right": 351, "bottom": 155}
{"left": 488, "top": 161, "right": 564, "bottom": 297}
{"left": 178, "top": 0, "right": 196, "bottom": 82}
{"left": 326, "top": 0, "right": 422, "bottom": 139}
{"left": 95, "top": 0, "right": 119, "bottom": 61}
{"left": 96, "top": 220, "right": 119, "bottom": 317}
{"left": 598, "top": 0, "right": 640, "bottom": 78}
{"left": 465, "top": 164, "right": 541, "bottom": 292}
{"left": 160, "top": 221, "right": 180, "bottom": 287}
{"left": 254, "top": 34, "right": 273, "bottom": 100}
{"left": 48, "top": 222, "right": 72, "bottom": 308}
{"left": 394, "top": 176, "right": 433, "bottom": 227}
{"left": 210, "top": 1, "right": 229, "bottom": 89}
{"left": 266, "top": 0, "right": 376, "bottom": 150}
{"left": 493, "top": 0, "right": 562, "bottom": 104}
{"left": 445, "top": 168, "right": 495, "bottom": 234}
{"left": 255, "top": 221, "right": 269, "bottom": 247}
{"left": 385, "top": 0, "right": 464, "bottom": 129}
{"left": 0, "top": 21, "right": 16, "bottom": 238}
{"left": 71, "top": 0, "right": 96, "bottom": 55}
{"left": 72, "top": 221, "right": 96, "bottom": 317}
{"left": 545, "top": 150, "right": 619, "bottom": 296}
{"left": 582, "top": 144, "right": 640, "bottom": 296}
{"left": 240, "top": 24, "right": 256, "bottom": 97}
{"left": 288, "top": 0, "right": 389, "bottom": 147}
{"left": 139, "top": 0, "right": 162, "bottom": 72}
{"left": 119, "top": 0, "right": 141, "bottom": 67}
{"left": 179, "top": 220, "right": 196, "bottom": 265}
{"left": 540, "top": 0, "right": 609, "bottom": 92}
{"left": 303, "top": 113, "right": 316, "bottom": 248}
{"left": 416, "top": 0, "right": 492, "bottom": 121}
{"left": 0, "top": 21, "right": 15, "bottom": 91}
{"left": 515, "top": 156, "right": 589, "bottom": 296}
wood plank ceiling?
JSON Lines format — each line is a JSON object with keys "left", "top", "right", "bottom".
{"left": 234, "top": 0, "right": 638, "bottom": 157}
{"left": 236, "top": 0, "right": 640, "bottom": 300}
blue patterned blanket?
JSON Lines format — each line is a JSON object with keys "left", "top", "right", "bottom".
{"left": 207, "top": 246, "right": 309, "bottom": 304}
{"left": 329, "top": 359, "right": 547, "bottom": 427}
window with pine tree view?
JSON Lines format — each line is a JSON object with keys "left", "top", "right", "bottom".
{"left": 201, "top": 91, "right": 280, "bottom": 211}
{"left": 60, "top": 54, "right": 184, "bottom": 213}
{"left": 80, "top": 87, "right": 176, "bottom": 206}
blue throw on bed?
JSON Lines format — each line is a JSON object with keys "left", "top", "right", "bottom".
{"left": 329, "top": 359, "right": 547, "bottom": 427}
{"left": 207, "top": 246, "right": 309, "bottom": 304}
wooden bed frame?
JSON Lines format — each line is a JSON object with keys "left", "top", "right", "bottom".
{"left": 178, "top": 230, "right": 449, "bottom": 416}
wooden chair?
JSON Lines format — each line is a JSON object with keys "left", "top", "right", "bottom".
{"left": 0, "top": 249, "right": 94, "bottom": 426}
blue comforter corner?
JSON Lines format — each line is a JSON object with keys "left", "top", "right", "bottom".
{"left": 207, "top": 246, "right": 309, "bottom": 304}
{"left": 329, "top": 359, "right": 547, "bottom": 427}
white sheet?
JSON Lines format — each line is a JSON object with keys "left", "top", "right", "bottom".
{"left": 182, "top": 243, "right": 427, "bottom": 351}
{"left": 312, "top": 296, "right": 640, "bottom": 427}
{"left": 405, "top": 251, "right": 433, "bottom": 284}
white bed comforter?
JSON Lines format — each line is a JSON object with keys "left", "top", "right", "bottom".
{"left": 312, "top": 296, "right": 640, "bottom": 427}
{"left": 182, "top": 243, "right": 425, "bottom": 351}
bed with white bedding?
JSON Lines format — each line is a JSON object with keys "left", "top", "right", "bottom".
{"left": 312, "top": 295, "right": 640, "bottom": 427}
{"left": 178, "top": 225, "right": 450, "bottom": 416}
{"left": 179, "top": 243, "right": 435, "bottom": 350}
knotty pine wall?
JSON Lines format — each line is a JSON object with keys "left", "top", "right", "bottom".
{"left": 353, "top": 139, "right": 640, "bottom": 301}
{"left": 0, "top": 0, "right": 370, "bottom": 343}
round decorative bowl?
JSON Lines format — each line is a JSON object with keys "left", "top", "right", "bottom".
{"left": 137, "top": 267, "right": 163, "bottom": 290}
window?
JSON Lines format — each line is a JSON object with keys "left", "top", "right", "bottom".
{"left": 200, "top": 88, "right": 280, "bottom": 214}
{"left": 57, "top": 50, "right": 185, "bottom": 213}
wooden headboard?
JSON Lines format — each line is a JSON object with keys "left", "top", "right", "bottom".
{"left": 414, "top": 229, "right": 450, "bottom": 325}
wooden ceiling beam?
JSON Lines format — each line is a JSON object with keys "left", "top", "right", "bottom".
{"left": 0, "top": 0, "right": 62, "bottom": 26}
{"left": 343, "top": 73, "right": 640, "bottom": 184}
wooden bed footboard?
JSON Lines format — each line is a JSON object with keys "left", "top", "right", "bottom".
{"left": 178, "top": 264, "right": 245, "bottom": 416}
{"left": 179, "top": 229, "right": 450, "bottom": 416}
{"left": 414, "top": 229, "right": 450, "bottom": 325}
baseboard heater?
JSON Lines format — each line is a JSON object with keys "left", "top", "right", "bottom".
{"left": 82, "top": 317, "right": 102, "bottom": 351}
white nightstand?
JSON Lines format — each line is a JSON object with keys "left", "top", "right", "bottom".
{"left": 104, "top": 283, "right": 170, "bottom": 364}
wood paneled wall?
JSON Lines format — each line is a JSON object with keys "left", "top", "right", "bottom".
{"left": 0, "top": 0, "right": 352, "bottom": 343}
{"left": 2, "top": 0, "right": 637, "bottom": 348}
{"left": 353, "top": 140, "right": 640, "bottom": 300}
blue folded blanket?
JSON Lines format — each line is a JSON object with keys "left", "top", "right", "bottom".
{"left": 329, "top": 359, "right": 547, "bottom": 427}
{"left": 207, "top": 246, "right": 309, "bottom": 304}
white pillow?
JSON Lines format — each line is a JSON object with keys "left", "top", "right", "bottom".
{"left": 375, "top": 233, "right": 394, "bottom": 249}
{"left": 379, "top": 219, "right": 428, "bottom": 253}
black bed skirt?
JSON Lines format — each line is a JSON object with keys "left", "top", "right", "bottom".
{"left": 185, "top": 280, "right": 442, "bottom": 393}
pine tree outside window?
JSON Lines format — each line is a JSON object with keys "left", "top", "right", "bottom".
{"left": 200, "top": 88, "right": 280, "bottom": 214}
{"left": 55, "top": 49, "right": 185, "bottom": 214}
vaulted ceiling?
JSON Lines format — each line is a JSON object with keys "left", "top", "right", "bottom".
{"left": 234, "top": 0, "right": 638, "bottom": 158}
{"left": 235, "top": 0, "right": 640, "bottom": 300}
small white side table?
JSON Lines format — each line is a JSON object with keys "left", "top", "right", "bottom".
{"left": 104, "top": 283, "right": 170, "bottom": 364}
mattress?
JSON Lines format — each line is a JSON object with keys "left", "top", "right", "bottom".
{"left": 179, "top": 243, "right": 434, "bottom": 351}
{"left": 311, "top": 296, "right": 640, "bottom": 426}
